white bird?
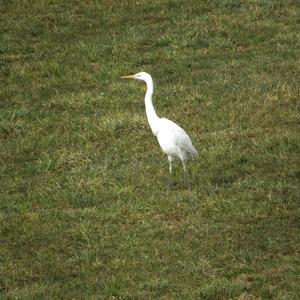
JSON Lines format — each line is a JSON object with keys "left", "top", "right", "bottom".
{"left": 121, "top": 72, "right": 197, "bottom": 189}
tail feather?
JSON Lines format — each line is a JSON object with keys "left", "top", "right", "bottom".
{"left": 187, "top": 143, "right": 198, "bottom": 159}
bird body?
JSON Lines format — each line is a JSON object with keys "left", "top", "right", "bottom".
{"left": 154, "top": 117, "right": 197, "bottom": 162}
{"left": 121, "top": 72, "right": 197, "bottom": 188}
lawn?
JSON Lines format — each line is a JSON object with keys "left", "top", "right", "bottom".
{"left": 1, "top": 0, "right": 299, "bottom": 298}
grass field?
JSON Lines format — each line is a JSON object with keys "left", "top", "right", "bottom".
{"left": 1, "top": 0, "right": 300, "bottom": 298}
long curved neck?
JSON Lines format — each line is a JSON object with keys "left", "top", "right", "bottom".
{"left": 144, "top": 78, "right": 160, "bottom": 136}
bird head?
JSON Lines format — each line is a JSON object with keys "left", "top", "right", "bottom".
{"left": 121, "top": 72, "right": 152, "bottom": 83}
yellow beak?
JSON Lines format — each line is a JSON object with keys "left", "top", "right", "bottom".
{"left": 120, "top": 74, "right": 136, "bottom": 79}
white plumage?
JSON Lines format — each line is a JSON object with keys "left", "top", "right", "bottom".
{"left": 121, "top": 72, "right": 197, "bottom": 188}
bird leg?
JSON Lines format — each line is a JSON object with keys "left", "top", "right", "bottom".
{"left": 168, "top": 156, "right": 173, "bottom": 189}
{"left": 182, "top": 160, "right": 191, "bottom": 191}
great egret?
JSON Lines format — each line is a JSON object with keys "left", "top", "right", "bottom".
{"left": 121, "top": 72, "right": 197, "bottom": 189}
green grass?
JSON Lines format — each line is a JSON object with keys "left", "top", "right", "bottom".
{"left": 1, "top": 0, "right": 299, "bottom": 298}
